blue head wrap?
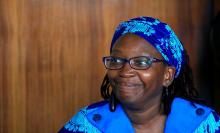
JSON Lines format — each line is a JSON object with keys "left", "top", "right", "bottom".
{"left": 110, "top": 16, "right": 184, "bottom": 78}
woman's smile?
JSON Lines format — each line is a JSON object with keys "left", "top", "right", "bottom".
{"left": 117, "top": 81, "right": 142, "bottom": 87}
{"left": 113, "top": 80, "right": 145, "bottom": 98}
{"left": 116, "top": 82, "right": 143, "bottom": 92}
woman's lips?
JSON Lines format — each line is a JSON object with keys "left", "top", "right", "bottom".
{"left": 116, "top": 82, "right": 142, "bottom": 91}
{"left": 118, "top": 83, "right": 136, "bottom": 88}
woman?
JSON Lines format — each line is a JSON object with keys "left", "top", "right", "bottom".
{"left": 59, "top": 17, "right": 220, "bottom": 133}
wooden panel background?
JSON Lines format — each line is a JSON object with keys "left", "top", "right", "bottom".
{"left": 0, "top": 0, "right": 214, "bottom": 132}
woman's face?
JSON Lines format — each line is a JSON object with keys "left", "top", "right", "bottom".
{"left": 107, "top": 34, "right": 172, "bottom": 109}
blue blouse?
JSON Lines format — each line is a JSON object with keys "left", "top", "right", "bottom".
{"left": 59, "top": 98, "right": 220, "bottom": 133}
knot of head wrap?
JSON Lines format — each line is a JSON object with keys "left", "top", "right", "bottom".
{"left": 110, "top": 16, "right": 184, "bottom": 78}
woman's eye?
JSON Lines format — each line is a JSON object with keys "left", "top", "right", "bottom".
{"left": 112, "top": 58, "right": 122, "bottom": 63}
{"left": 109, "top": 58, "right": 123, "bottom": 66}
{"left": 134, "top": 61, "right": 148, "bottom": 66}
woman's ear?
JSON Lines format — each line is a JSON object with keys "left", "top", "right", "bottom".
{"left": 163, "top": 66, "right": 176, "bottom": 87}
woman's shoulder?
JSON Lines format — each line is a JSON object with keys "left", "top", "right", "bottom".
{"left": 165, "top": 97, "right": 220, "bottom": 133}
{"left": 58, "top": 100, "right": 134, "bottom": 133}
{"left": 58, "top": 101, "right": 109, "bottom": 133}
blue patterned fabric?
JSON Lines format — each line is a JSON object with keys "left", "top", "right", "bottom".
{"left": 59, "top": 107, "right": 101, "bottom": 133}
{"left": 194, "top": 111, "right": 220, "bottom": 133}
{"left": 110, "top": 17, "right": 184, "bottom": 77}
{"left": 59, "top": 98, "right": 220, "bottom": 133}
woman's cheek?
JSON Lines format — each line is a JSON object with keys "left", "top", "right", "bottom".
{"left": 142, "top": 73, "right": 151, "bottom": 78}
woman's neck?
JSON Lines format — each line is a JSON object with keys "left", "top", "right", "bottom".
{"left": 122, "top": 97, "right": 166, "bottom": 132}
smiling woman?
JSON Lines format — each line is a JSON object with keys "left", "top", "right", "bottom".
{"left": 58, "top": 17, "right": 220, "bottom": 133}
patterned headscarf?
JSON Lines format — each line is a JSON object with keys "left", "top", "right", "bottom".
{"left": 110, "top": 16, "right": 184, "bottom": 78}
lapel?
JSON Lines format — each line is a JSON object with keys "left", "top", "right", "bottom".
{"left": 164, "top": 98, "right": 212, "bottom": 133}
{"left": 86, "top": 102, "right": 134, "bottom": 133}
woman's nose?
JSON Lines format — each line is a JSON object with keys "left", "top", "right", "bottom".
{"left": 119, "top": 62, "right": 135, "bottom": 77}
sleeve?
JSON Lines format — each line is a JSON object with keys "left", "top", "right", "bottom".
{"left": 58, "top": 107, "right": 101, "bottom": 133}
{"left": 194, "top": 111, "right": 220, "bottom": 133}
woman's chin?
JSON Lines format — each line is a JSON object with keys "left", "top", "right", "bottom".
{"left": 117, "top": 94, "right": 138, "bottom": 104}
{"left": 114, "top": 88, "right": 140, "bottom": 101}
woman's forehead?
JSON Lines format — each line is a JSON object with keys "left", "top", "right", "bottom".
{"left": 111, "top": 34, "right": 163, "bottom": 58}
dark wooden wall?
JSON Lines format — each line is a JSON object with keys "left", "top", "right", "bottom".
{"left": 0, "top": 0, "right": 215, "bottom": 132}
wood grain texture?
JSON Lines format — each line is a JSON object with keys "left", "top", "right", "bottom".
{"left": 0, "top": 0, "right": 214, "bottom": 132}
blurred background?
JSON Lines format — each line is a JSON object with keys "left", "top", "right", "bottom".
{"left": 0, "top": 0, "right": 220, "bottom": 132}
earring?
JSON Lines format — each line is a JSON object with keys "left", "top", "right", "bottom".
{"left": 162, "top": 86, "right": 171, "bottom": 114}
{"left": 109, "top": 92, "right": 117, "bottom": 112}
{"left": 162, "top": 87, "right": 169, "bottom": 99}
{"left": 165, "top": 87, "right": 169, "bottom": 97}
